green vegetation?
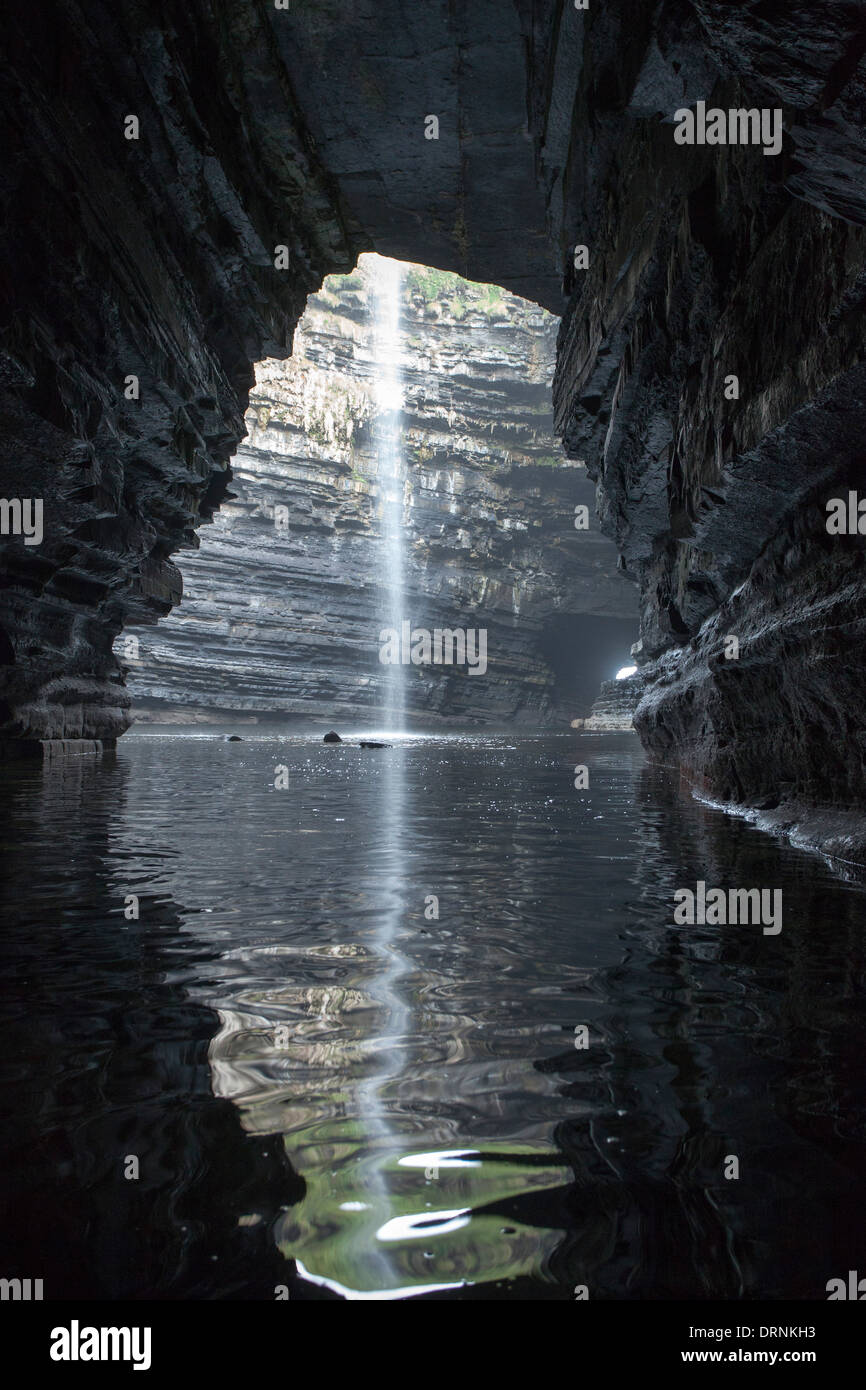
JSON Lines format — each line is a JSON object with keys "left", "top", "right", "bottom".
{"left": 483, "top": 283, "right": 504, "bottom": 311}
{"left": 322, "top": 271, "right": 364, "bottom": 293}
{"left": 533, "top": 454, "right": 564, "bottom": 468}
{"left": 300, "top": 372, "right": 371, "bottom": 451}
{"left": 405, "top": 266, "right": 510, "bottom": 320}
{"left": 405, "top": 266, "right": 463, "bottom": 302}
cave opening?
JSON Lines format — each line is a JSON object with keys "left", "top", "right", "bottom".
{"left": 4, "top": 0, "right": 866, "bottom": 1316}
{"left": 121, "top": 254, "right": 637, "bottom": 734}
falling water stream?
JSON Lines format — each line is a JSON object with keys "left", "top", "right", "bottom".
{"left": 371, "top": 254, "right": 406, "bottom": 734}
{"left": 307, "top": 253, "right": 416, "bottom": 1295}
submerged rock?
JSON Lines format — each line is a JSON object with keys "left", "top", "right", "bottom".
{"left": 226, "top": 735, "right": 243, "bottom": 742}
{"left": 323, "top": 731, "right": 342, "bottom": 743}
{"left": 359, "top": 741, "right": 390, "bottom": 748}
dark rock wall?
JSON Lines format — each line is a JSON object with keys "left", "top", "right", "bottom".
{"left": 542, "top": 2, "right": 866, "bottom": 841}
{"left": 0, "top": 0, "right": 355, "bottom": 742}
{"left": 124, "top": 263, "right": 635, "bottom": 727}
{"left": 264, "top": 0, "right": 562, "bottom": 304}
{"left": 635, "top": 485, "right": 866, "bottom": 860}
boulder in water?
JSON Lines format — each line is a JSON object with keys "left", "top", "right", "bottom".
{"left": 359, "top": 740, "right": 390, "bottom": 748}
{"left": 323, "top": 730, "right": 342, "bottom": 743}
{"left": 226, "top": 735, "right": 243, "bottom": 742}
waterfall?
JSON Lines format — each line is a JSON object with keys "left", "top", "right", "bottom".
{"left": 370, "top": 254, "right": 406, "bottom": 734}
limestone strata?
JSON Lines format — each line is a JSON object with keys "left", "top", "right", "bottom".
{"left": 125, "top": 264, "right": 635, "bottom": 728}
{"left": 572, "top": 672, "right": 645, "bottom": 733}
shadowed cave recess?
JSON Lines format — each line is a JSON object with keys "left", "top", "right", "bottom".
{"left": 2, "top": 0, "right": 866, "bottom": 859}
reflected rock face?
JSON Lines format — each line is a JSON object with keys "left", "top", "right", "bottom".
{"left": 2, "top": 731, "right": 866, "bottom": 1298}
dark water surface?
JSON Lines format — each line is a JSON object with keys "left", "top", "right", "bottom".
{"left": 0, "top": 732, "right": 863, "bottom": 1300}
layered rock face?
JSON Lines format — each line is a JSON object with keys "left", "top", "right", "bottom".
{"left": 1, "top": 0, "right": 865, "bottom": 850}
{"left": 636, "top": 490, "right": 866, "bottom": 861}
{"left": 572, "top": 672, "right": 646, "bottom": 733}
{"left": 124, "top": 262, "right": 635, "bottom": 727}
{"left": 544, "top": 2, "right": 866, "bottom": 850}
{"left": 0, "top": 0, "right": 355, "bottom": 745}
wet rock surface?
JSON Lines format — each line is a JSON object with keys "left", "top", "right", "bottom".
{"left": 634, "top": 486, "right": 866, "bottom": 859}
{"left": 544, "top": 1, "right": 866, "bottom": 849}
{"left": 0, "top": 0, "right": 354, "bottom": 743}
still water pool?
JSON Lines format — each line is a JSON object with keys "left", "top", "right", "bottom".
{"left": 0, "top": 732, "right": 863, "bottom": 1299}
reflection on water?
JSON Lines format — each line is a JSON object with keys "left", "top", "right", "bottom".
{"left": 0, "top": 733, "right": 864, "bottom": 1299}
